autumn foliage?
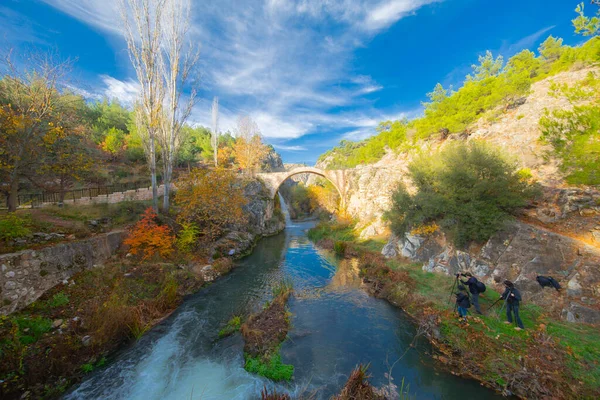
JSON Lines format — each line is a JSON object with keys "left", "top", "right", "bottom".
{"left": 124, "top": 208, "right": 175, "bottom": 260}
{"left": 175, "top": 168, "right": 248, "bottom": 242}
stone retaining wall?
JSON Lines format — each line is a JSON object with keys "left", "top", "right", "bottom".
{"left": 0, "top": 231, "right": 125, "bottom": 315}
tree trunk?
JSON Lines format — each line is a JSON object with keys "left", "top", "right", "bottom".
{"left": 162, "top": 151, "right": 171, "bottom": 211}
{"left": 150, "top": 134, "right": 158, "bottom": 213}
{"left": 7, "top": 180, "right": 19, "bottom": 212}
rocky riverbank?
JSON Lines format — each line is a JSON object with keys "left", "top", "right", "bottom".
{"left": 308, "top": 221, "right": 600, "bottom": 399}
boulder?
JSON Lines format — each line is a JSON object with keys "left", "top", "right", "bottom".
{"left": 381, "top": 236, "right": 398, "bottom": 259}
{"left": 401, "top": 234, "right": 425, "bottom": 258}
{"left": 567, "top": 274, "right": 583, "bottom": 297}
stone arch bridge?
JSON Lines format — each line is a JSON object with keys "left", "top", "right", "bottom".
{"left": 257, "top": 167, "right": 349, "bottom": 208}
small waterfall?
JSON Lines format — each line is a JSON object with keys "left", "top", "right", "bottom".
{"left": 278, "top": 192, "right": 293, "bottom": 227}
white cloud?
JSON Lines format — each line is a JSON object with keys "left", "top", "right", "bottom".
{"left": 42, "top": 0, "right": 439, "bottom": 143}
{"left": 364, "top": 0, "right": 441, "bottom": 31}
{"left": 100, "top": 75, "right": 140, "bottom": 104}
{"left": 272, "top": 144, "right": 307, "bottom": 151}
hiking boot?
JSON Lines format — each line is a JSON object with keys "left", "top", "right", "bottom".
{"left": 514, "top": 327, "right": 523, "bottom": 331}
{"left": 503, "top": 321, "right": 511, "bottom": 325}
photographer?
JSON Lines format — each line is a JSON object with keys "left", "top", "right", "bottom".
{"left": 458, "top": 272, "right": 484, "bottom": 315}
{"left": 500, "top": 280, "right": 525, "bottom": 330}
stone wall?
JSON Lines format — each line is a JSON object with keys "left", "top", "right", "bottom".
{"left": 0, "top": 231, "right": 125, "bottom": 315}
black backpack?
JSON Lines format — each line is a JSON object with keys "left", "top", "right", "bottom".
{"left": 537, "top": 276, "right": 561, "bottom": 291}
{"left": 475, "top": 280, "right": 486, "bottom": 293}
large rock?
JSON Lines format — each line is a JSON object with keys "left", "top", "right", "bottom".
{"left": 562, "top": 303, "right": 600, "bottom": 324}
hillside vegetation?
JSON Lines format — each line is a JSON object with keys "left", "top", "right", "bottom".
{"left": 319, "top": 36, "right": 600, "bottom": 169}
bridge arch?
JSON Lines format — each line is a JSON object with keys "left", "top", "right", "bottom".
{"left": 257, "top": 167, "right": 347, "bottom": 208}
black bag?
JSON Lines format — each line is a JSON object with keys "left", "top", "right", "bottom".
{"left": 475, "top": 280, "right": 486, "bottom": 293}
{"left": 548, "top": 276, "right": 561, "bottom": 291}
{"left": 537, "top": 276, "right": 561, "bottom": 291}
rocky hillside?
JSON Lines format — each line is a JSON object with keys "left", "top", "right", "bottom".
{"left": 316, "top": 67, "right": 600, "bottom": 238}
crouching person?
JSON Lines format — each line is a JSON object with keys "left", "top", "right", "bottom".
{"left": 500, "top": 280, "right": 524, "bottom": 330}
{"left": 455, "top": 285, "right": 470, "bottom": 323}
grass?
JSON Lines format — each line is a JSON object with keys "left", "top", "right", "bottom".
{"left": 244, "top": 349, "right": 294, "bottom": 382}
{"left": 547, "top": 321, "right": 600, "bottom": 388}
{"left": 11, "top": 316, "right": 53, "bottom": 345}
{"left": 218, "top": 315, "right": 242, "bottom": 338}
{"left": 47, "top": 292, "right": 70, "bottom": 308}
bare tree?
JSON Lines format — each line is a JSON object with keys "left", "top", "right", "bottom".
{"left": 120, "top": 0, "right": 166, "bottom": 212}
{"left": 211, "top": 96, "right": 219, "bottom": 167}
{"left": 158, "top": 0, "right": 199, "bottom": 211}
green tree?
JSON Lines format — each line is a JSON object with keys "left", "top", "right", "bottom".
{"left": 467, "top": 51, "right": 503, "bottom": 81}
{"left": 101, "top": 127, "right": 126, "bottom": 156}
{"left": 538, "top": 36, "right": 565, "bottom": 62}
{"left": 573, "top": 2, "right": 600, "bottom": 37}
{"left": 88, "top": 98, "right": 131, "bottom": 143}
{"left": 384, "top": 142, "right": 535, "bottom": 247}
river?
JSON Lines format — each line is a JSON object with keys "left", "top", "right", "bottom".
{"left": 64, "top": 213, "right": 500, "bottom": 399}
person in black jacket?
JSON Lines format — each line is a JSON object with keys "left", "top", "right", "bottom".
{"left": 500, "top": 280, "right": 524, "bottom": 330}
{"left": 460, "top": 272, "right": 482, "bottom": 314}
{"left": 455, "top": 285, "right": 470, "bottom": 322}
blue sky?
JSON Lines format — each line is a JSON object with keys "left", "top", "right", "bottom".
{"left": 0, "top": 0, "right": 587, "bottom": 163}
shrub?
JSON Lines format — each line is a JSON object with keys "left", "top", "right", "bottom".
{"left": 384, "top": 142, "right": 536, "bottom": 247}
{"left": 124, "top": 208, "right": 175, "bottom": 260}
{"left": 0, "top": 214, "right": 31, "bottom": 241}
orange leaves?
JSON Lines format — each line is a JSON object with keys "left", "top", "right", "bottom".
{"left": 124, "top": 208, "right": 175, "bottom": 261}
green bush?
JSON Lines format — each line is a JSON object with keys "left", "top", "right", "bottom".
{"left": 0, "top": 214, "right": 31, "bottom": 241}
{"left": 384, "top": 142, "right": 536, "bottom": 247}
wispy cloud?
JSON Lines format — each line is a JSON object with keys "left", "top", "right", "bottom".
{"left": 499, "top": 25, "right": 555, "bottom": 57}
{"left": 42, "top": 0, "right": 439, "bottom": 152}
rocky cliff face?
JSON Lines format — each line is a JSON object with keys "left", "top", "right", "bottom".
{"left": 382, "top": 221, "right": 600, "bottom": 324}
{"left": 317, "top": 68, "right": 599, "bottom": 238}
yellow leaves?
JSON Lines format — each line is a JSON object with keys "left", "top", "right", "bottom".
{"left": 175, "top": 168, "right": 248, "bottom": 242}
{"left": 410, "top": 222, "right": 439, "bottom": 236}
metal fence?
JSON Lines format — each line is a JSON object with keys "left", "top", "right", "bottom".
{"left": 1, "top": 181, "right": 153, "bottom": 209}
